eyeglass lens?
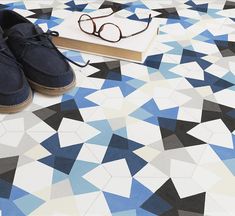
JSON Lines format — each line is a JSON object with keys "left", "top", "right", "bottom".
{"left": 79, "top": 15, "right": 122, "bottom": 42}
{"left": 99, "top": 23, "right": 121, "bottom": 42}
{"left": 79, "top": 14, "right": 94, "bottom": 34}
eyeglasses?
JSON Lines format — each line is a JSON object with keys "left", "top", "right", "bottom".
{"left": 78, "top": 12, "right": 152, "bottom": 43}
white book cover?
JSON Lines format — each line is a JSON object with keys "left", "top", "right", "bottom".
{"left": 51, "top": 9, "right": 159, "bottom": 62}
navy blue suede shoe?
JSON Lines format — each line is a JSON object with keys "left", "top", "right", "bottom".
{"left": 0, "top": 10, "right": 89, "bottom": 96}
{"left": 0, "top": 27, "right": 32, "bottom": 113}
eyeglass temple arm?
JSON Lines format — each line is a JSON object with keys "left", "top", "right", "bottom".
{"left": 87, "top": 11, "right": 115, "bottom": 20}
{"left": 122, "top": 14, "right": 152, "bottom": 39}
{"left": 78, "top": 11, "right": 115, "bottom": 23}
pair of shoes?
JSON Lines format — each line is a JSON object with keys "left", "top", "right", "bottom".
{"left": 0, "top": 10, "right": 89, "bottom": 114}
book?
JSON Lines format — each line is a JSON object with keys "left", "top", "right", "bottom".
{"left": 51, "top": 11, "right": 159, "bottom": 63}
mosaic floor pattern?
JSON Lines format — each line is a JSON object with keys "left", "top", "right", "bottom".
{"left": 0, "top": 0, "right": 235, "bottom": 215}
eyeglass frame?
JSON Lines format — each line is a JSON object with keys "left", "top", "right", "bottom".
{"left": 77, "top": 12, "right": 152, "bottom": 43}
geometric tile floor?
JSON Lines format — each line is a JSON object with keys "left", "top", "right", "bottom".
{"left": 0, "top": 0, "right": 235, "bottom": 215}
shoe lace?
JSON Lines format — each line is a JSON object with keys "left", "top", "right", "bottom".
{"left": 0, "top": 37, "right": 22, "bottom": 68}
{"left": 23, "top": 28, "right": 90, "bottom": 68}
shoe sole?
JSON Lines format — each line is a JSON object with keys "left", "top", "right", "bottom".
{"left": 28, "top": 75, "right": 76, "bottom": 96}
{"left": 0, "top": 89, "right": 33, "bottom": 114}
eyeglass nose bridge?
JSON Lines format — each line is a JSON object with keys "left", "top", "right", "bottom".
{"left": 93, "top": 32, "right": 100, "bottom": 37}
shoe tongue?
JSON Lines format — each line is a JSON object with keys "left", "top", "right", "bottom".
{"left": 6, "top": 23, "right": 40, "bottom": 38}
